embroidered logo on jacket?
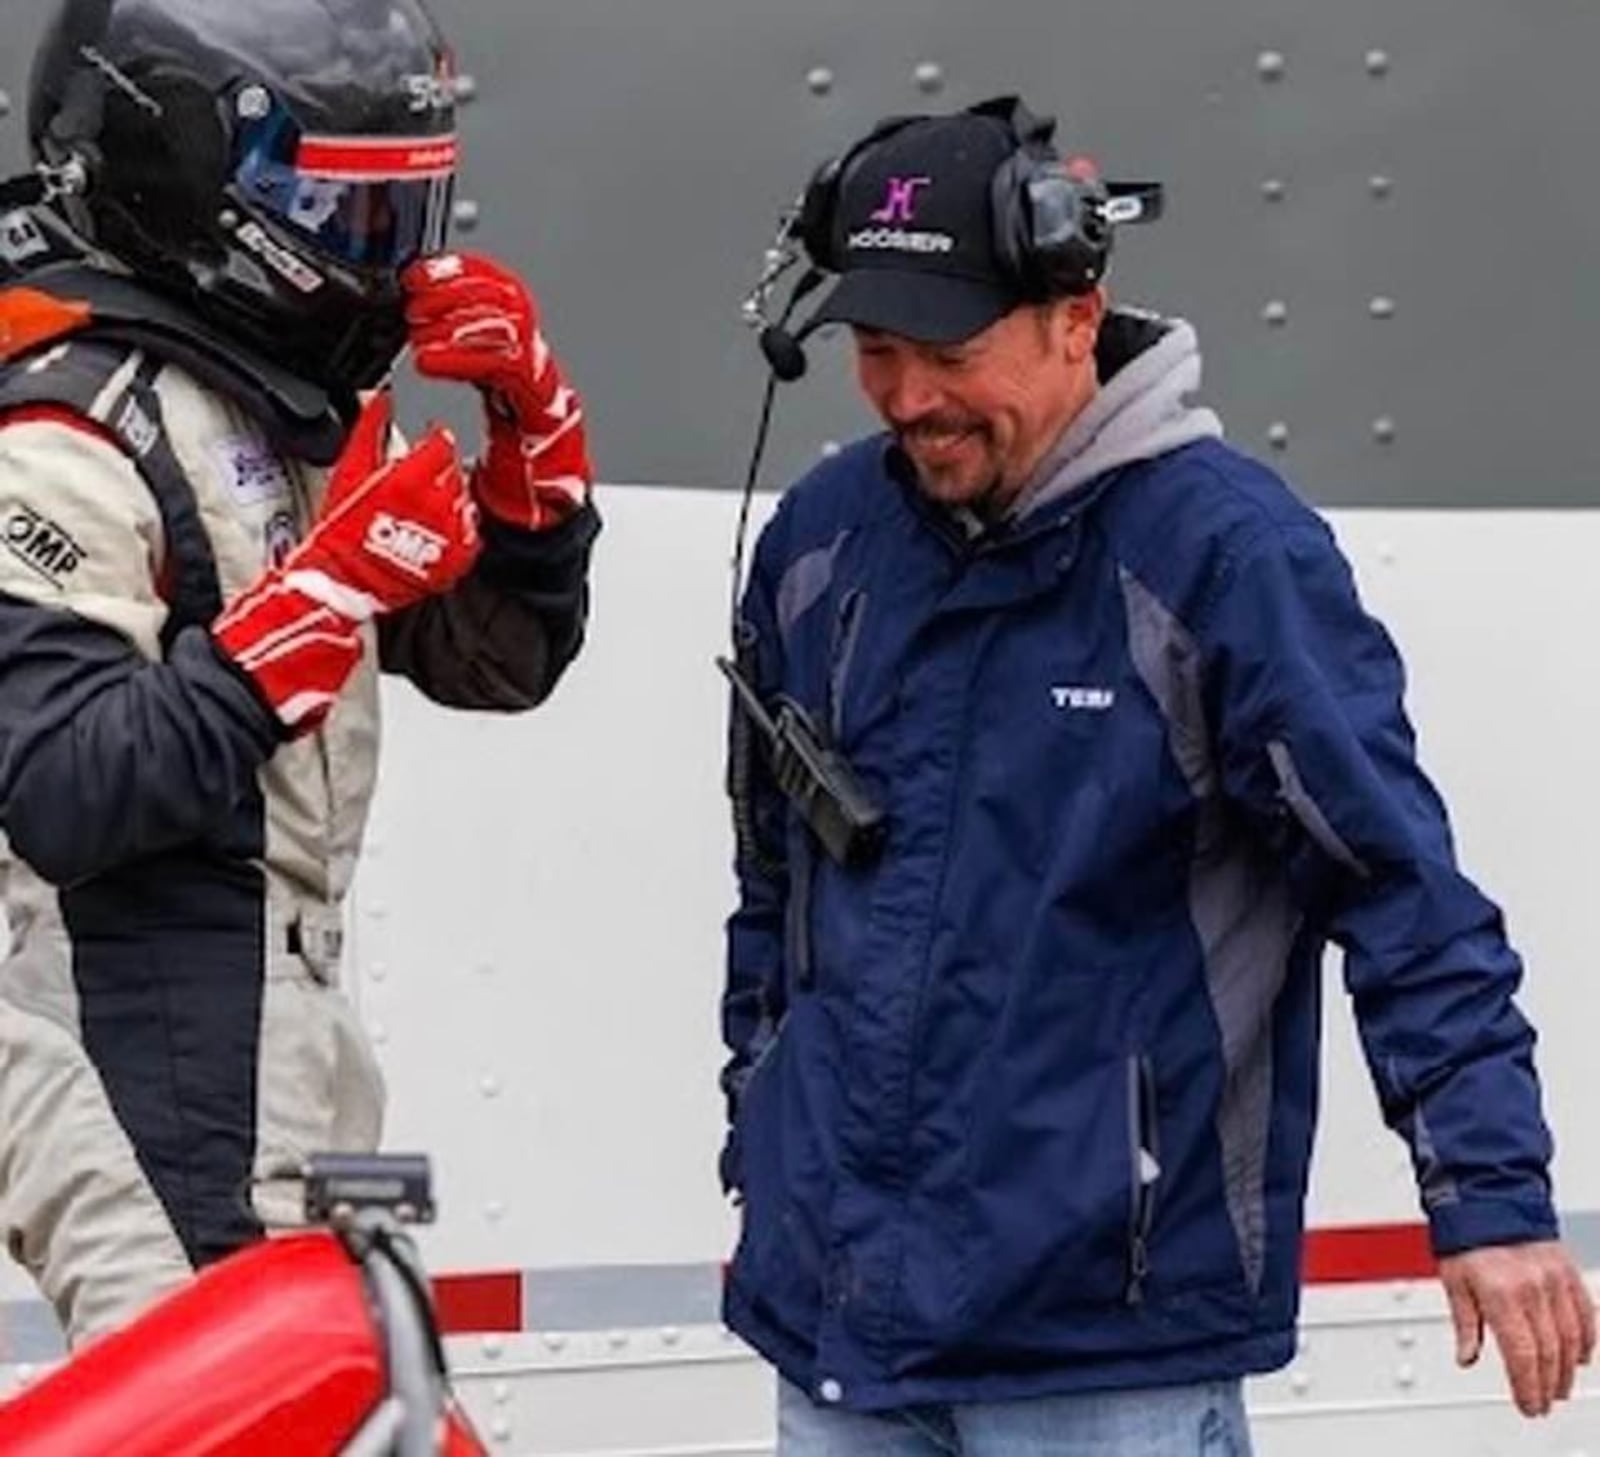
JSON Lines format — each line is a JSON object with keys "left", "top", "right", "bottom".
{"left": 2, "top": 504, "right": 86, "bottom": 587}
{"left": 1051, "top": 685, "right": 1116, "bottom": 712}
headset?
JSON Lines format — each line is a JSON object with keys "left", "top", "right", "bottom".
{"left": 742, "top": 95, "right": 1164, "bottom": 382}
{"left": 725, "top": 99, "right": 1163, "bottom": 873}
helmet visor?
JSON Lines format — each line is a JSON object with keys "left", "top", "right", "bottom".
{"left": 234, "top": 102, "right": 456, "bottom": 270}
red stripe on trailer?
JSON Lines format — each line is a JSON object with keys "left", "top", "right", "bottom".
{"left": 1302, "top": 1221, "right": 1436, "bottom": 1284}
{"left": 425, "top": 1224, "right": 1452, "bottom": 1338}
{"left": 432, "top": 1271, "right": 522, "bottom": 1333}
{"left": 295, "top": 135, "right": 459, "bottom": 180}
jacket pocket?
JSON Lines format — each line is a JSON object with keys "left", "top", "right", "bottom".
{"left": 954, "top": 1047, "right": 1152, "bottom": 1324}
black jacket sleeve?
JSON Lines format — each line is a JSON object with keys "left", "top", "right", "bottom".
{"left": 0, "top": 601, "right": 282, "bottom": 887}
{"left": 377, "top": 501, "right": 601, "bottom": 710}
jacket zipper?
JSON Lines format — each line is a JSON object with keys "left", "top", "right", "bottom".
{"left": 1126, "top": 1053, "right": 1161, "bottom": 1305}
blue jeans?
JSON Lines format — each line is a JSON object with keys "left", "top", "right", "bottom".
{"left": 777, "top": 1378, "right": 1253, "bottom": 1457}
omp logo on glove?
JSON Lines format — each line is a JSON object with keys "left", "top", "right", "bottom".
{"left": 363, "top": 511, "right": 447, "bottom": 578}
{"left": 2, "top": 504, "right": 85, "bottom": 586}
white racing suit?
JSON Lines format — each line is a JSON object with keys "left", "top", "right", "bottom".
{"left": 0, "top": 312, "right": 598, "bottom": 1345}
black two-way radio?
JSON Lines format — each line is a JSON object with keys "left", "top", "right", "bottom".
{"left": 716, "top": 653, "right": 886, "bottom": 869}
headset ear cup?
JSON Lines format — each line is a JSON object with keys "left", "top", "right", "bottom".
{"left": 1042, "top": 173, "right": 1111, "bottom": 294}
{"left": 997, "top": 151, "right": 1112, "bottom": 298}
{"left": 1069, "top": 176, "right": 1113, "bottom": 291}
{"left": 988, "top": 149, "right": 1036, "bottom": 294}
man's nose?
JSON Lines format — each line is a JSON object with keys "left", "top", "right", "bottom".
{"left": 881, "top": 359, "right": 943, "bottom": 423}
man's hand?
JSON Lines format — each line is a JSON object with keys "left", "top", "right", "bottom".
{"left": 213, "top": 392, "right": 480, "bottom": 734}
{"left": 1438, "top": 1240, "right": 1596, "bottom": 1416}
{"left": 402, "top": 251, "right": 593, "bottom": 532}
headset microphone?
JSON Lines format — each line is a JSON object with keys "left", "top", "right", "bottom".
{"left": 758, "top": 323, "right": 807, "bottom": 382}
{"left": 757, "top": 266, "right": 826, "bottom": 382}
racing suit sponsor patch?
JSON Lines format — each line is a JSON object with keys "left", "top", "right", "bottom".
{"left": 1, "top": 503, "right": 86, "bottom": 587}
{"left": 214, "top": 437, "right": 294, "bottom": 509}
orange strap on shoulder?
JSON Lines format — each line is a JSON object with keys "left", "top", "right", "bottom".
{"left": 0, "top": 287, "right": 93, "bottom": 362}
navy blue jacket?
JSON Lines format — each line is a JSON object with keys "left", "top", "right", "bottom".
{"left": 719, "top": 401, "right": 1556, "bottom": 1410}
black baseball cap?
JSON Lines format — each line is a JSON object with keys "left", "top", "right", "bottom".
{"left": 809, "top": 112, "right": 1024, "bottom": 344}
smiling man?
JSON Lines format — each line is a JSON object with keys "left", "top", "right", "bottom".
{"left": 718, "top": 97, "right": 1592, "bottom": 1456}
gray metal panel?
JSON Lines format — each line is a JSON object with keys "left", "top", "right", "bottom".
{"left": 4, "top": 0, "right": 1599, "bottom": 505}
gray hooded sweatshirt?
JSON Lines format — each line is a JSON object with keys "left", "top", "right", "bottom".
{"left": 1009, "top": 309, "right": 1223, "bottom": 522}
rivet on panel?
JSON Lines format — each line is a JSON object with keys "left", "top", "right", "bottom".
{"left": 1377, "top": 543, "right": 1398, "bottom": 566}
{"left": 481, "top": 1335, "right": 504, "bottom": 1360}
{"left": 542, "top": 1331, "right": 567, "bottom": 1352}
{"left": 1267, "top": 422, "right": 1290, "bottom": 450}
{"left": 806, "top": 67, "right": 835, "bottom": 96}
{"left": 1395, "top": 1362, "right": 1417, "bottom": 1390}
{"left": 492, "top": 1381, "right": 512, "bottom": 1405}
{"left": 480, "top": 1074, "right": 502, "bottom": 1099}
{"left": 1261, "top": 300, "right": 1289, "bottom": 327}
{"left": 1256, "top": 51, "right": 1286, "bottom": 82}
{"left": 1260, "top": 178, "right": 1286, "bottom": 203}
{"left": 1290, "top": 1370, "right": 1312, "bottom": 1396}
{"left": 0, "top": 92, "right": 11, "bottom": 118}
{"left": 1365, "top": 49, "right": 1391, "bottom": 78}
{"left": 1373, "top": 416, "right": 1397, "bottom": 444}
{"left": 370, "top": 1024, "right": 389, "bottom": 1047}
{"left": 607, "top": 1330, "right": 630, "bottom": 1350}
{"left": 453, "top": 74, "right": 479, "bottom": 104}
{"left": 368, "top": 963, "right": 387, "bottom": 983}
{"left": 1396, "top": 1327, "right": 1417, "bottom": 1349}
{"left": 821, "top": 440, "right": 842, "bottom": 458}
{"left": 662, "top": 1325, "right": 682, "bottom": 1346}
{"left": 1391, "top": 1282, "right": 1413, "bottom": 1303}
{"left": 484, "top": 1200, "right": 506, "bottom": 1223}
{"left": 914, "top": 62, "right": 945, "bottom": 94}
{"left": 452, "top": 199, "right": 481, "bottom": 232}
{"left": 1369, "top": 296, "right": 1395, "bottom": 319}
{"left": 490, "top": 1416, "right": 512, "bottom": 1443}
{"left": 1369, "top": 174, "right": 1394, "bottom": 200}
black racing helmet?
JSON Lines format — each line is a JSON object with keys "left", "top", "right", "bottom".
{"left": 27, "top": 0, "right": 459, "bottom": 393}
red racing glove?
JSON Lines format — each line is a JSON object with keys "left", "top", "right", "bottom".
{"left": 402, "top": 251, "right": 593, "bottom": 532}
{"left": 212, "top": 392, "right": 481, "bottom": 735}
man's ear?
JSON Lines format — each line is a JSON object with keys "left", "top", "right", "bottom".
{"left": 1058, "top": 286, "right": 1107, "bottom": 364}
{"left": 1049, "top": 284, "right": 1100, "bottom": 364}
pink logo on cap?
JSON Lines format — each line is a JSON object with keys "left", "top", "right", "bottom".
{"left": 870, "top": 175, "right": 933, "bottom": 224}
